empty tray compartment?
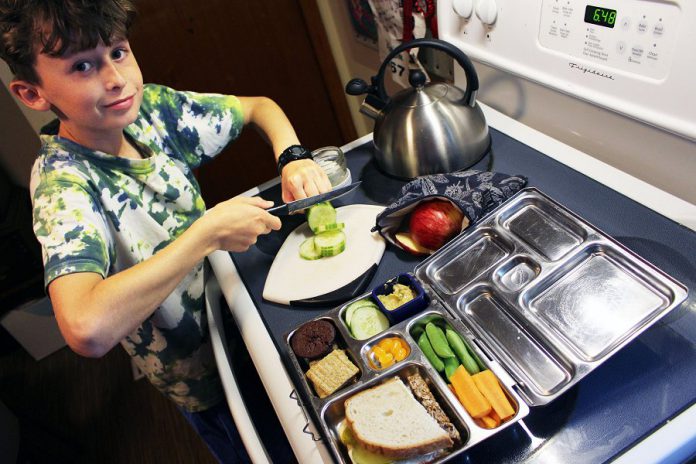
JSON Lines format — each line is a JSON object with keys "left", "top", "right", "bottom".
{"left": 458, "top": 287, "right": 574, "bottom": 400}
{"left": 525, "top": 244, "right": 674, "bottom": 362}
{"left": 425, "top": 228, "right": 514, "bottom": 295}
{"left": 494, "top": 255, "right": 542, "bottom": 292}
{"left": 499, "top": 198, "right": 586, "bottom": 261}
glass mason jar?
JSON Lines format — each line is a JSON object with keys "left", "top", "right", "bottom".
{"left": 312, "top": 146, "right": 350, "bottom": 187}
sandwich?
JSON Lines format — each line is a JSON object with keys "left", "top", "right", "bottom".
{"left": 344, "top": 377, "right": 453, "bottom": 460}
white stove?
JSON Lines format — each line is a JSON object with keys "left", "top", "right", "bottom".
{"left": 442, "top": 0, "right": 696, "bottom": 208}
{"left": 205, "top": 2, "right": 696, "bottom": 462}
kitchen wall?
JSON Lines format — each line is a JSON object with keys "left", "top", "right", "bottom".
{"left": 315, "top": 1, "right": 415, "bottom": 138}
{"left": 0, "top": 62, "right": 53, "bottom": 188}
{"left": 315, "top": 2, "right": 380, "bottom": 138}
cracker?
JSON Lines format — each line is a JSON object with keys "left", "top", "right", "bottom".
{"left": 306, "top": 349, "right": 359, "bottom": 398}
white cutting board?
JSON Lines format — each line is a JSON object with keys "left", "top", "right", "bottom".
{"left": 263, "top": 204, "right": 386, "bottom": 305}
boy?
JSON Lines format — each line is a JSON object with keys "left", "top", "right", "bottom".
{"left": 0, "top": 0, "right": 332, "bottom": 462}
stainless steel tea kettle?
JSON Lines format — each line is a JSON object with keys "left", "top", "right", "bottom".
{"left": 346, "top": 39, "right": 490, "bottom": 179}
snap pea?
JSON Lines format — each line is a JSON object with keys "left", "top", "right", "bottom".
{"left": 446, "top": 327, "right": 480, "bottom": 375}
{"left": 425, "top": 322, "right": 455, "bottom": 359}
{"left": 443, "top": 356, "right": 461, "bottom": 381}
{"left": 417, "top": 332, "right": 444, "bottom": 373}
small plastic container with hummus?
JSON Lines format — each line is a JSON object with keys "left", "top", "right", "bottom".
{"left": 372, "top": 273, "right": 429, "bottom": 325}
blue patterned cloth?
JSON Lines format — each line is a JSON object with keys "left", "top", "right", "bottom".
{"left": 374, "top": 170, "right": 527, "bottom": 251}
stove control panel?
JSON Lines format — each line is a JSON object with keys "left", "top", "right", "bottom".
{"left": 538, "top": 0, "right": 678, "bottom": 80}
{"left": 438, "top": 0, "right": 696, "bottom": 140}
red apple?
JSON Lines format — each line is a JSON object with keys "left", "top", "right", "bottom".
{"left": 395, "top": 232, "right": 433, "bottom": 255}
{"left": 408, "top": 200, "right": 465, "bottom": 251}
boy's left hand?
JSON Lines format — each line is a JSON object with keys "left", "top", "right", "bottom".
{"left": 280, "top": 159, "right": 332, "bottom": 203}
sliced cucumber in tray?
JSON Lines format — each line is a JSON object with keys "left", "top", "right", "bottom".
{"left": 344, "top": 298, "right": 378, "bottom": 327}
{"left": 349, "top": 305, "right": 389, "bottom": 340}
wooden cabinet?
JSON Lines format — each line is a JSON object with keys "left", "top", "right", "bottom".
{"left": 129, "top": 0, "right": 356, "bottom": 205}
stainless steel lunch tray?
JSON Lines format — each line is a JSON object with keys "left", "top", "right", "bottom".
{"left": 285, "top": 300, "right": 531, "bottom": 463}
{"left": 415, "top": 187, "right": 687, "bottom": 406}
{"left": 284, "top": 187, "right": 688, "bottom": 463}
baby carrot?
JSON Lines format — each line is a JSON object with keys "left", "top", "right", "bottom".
{"left": 450, "top": 365, "right": 491, "bottom": 419}
{"left": 472, "top": 369, "right": 515, "bottom": 421}
{"left": 478, "top": 414, "right": 500, "bottom": 429}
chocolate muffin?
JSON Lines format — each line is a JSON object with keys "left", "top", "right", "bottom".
{"left": 291, "top": 319, "right": 336, "bottom": 359}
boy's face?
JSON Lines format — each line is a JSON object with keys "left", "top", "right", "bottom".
{"left": 27, "top": 38, "right": 143, "bottom": 138}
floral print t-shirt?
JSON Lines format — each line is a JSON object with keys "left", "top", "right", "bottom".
{"left": 30, "top": 84, "right": 244, "bottom": 412}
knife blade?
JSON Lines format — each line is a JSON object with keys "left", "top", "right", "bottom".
{"left": 267, "top": 181, "right": 362, "bottom": 215}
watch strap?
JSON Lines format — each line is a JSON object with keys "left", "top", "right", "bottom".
{"left": 277, "top": 145, "right": 313, "bottom": 175}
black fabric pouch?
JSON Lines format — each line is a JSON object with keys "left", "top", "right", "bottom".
{"left": 373, "top": 170, "right": 528, "bottom": 252}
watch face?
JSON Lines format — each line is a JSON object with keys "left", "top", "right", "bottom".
{"left": 290, "top": 146, "right": 305, "bottom": 156}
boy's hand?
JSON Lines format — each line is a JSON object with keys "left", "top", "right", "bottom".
{"left": 199, "top": 196, "right": 282, "bottom": 252}
{"left": 281, "top": 159, "right": 332, "bottom": 203}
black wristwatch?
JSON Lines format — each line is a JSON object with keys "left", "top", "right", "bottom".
{"left": 277, "top": 145, "right": 313, "bottom": 175}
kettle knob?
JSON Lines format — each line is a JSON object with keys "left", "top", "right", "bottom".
{"left": 345, "top": 78, "right": 371, "bottom": 96}
{"left": 408, "top": 69, "right": 427, "bottom": 88}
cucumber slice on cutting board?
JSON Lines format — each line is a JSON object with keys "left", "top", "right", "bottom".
{"left": 313, "top": 222, "right": 345, "bottom": 234}
{"left": 299, "top": 202, "right": 346, "bottom": 260}
{"left": 314, "top": 230, "right": 346, "bottom": 257}
{"left": 307, "top": 201, "right": 337, "bottom": 233}
{"left": 299, "top": 237, "right": 322, "bottom": 260}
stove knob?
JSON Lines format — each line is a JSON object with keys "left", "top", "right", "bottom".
{"left": 476, "top": 0, "right": 498, "bottom": 26}
{"left": 452, "top": 0, "right": 474, "bottom": 18}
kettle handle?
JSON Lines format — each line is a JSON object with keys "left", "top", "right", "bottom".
{"left": 374, "top": 38, "right": 480, "bottom": 107}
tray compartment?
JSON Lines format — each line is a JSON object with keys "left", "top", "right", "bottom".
{"left": 425, "top": 228, "right": 514, "bottom": 295}
{"left": 321, "top": 362, "right": 469, "bottom": 464}
{"left": 361, "top": 332, "right": 412, "bottom": 371}
{"left": 499, "top": 197, "right": 586, "bottom": 261}
{"left": 525, "top": 243, "right": 673, "bottom": 361}
{"left": 287, "top": 317, "right": 363, "bottom": 400}
{"left": 458, "top": 287, "right": 574, "bottom": 398}
{"left": 408, "top": 312, "right": 523, "bottom": 429}
{"left": 339, "top": 294, "right": 391, "bottom": 341}
{"left": 494, "top": 255, "right": 541, "bottom": 292}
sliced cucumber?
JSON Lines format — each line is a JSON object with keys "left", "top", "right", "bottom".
{"left": 350, "top": 306, "right": 389, "bottom": 340}
{"left": 299, "top": 202, "right": 347, "bottom": 259}
{"left": 307, "top": 201, "right": 337, "bottom": 234}
{"left": 314, "top": 230, "right": 346, "bottom": 257}
{"left": 299, "top": 237, "right": 322, "bottom": 260}
{"left": 313, "top": 222, "right": 345, "bottom": 234}
{"left": 344, "top": 299, "right": 378, "bottom": 327}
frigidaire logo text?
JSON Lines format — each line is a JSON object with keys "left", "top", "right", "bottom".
{"left": 568, "top": 62, "right": 615, "bottom": 80}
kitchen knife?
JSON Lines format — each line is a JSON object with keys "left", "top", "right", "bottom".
{"left": 266, "top": 181, "right": 362, "bottom": 215}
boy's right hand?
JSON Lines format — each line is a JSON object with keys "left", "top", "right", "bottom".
{"left": 198, "top": 196, "right": 282, "bottom": 252}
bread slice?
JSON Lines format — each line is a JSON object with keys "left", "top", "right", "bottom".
{"left": 406, "top": 372, "right": 461, "bottom": 445}
{"left": 344, "top": 377, "right": 453, "bottom": 459}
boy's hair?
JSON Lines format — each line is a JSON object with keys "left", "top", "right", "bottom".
{"left": 0, "top": 0, "right": 137, "bottom": 84}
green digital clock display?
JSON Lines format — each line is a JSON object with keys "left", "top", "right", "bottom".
{"left": 584, "top": 5, "right": 617, "bottom": 28}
